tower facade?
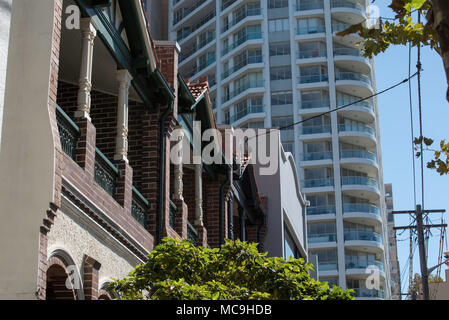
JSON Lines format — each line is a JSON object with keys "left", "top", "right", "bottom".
{"left": 168, "top": 0, "right": 391, "bottom": 299}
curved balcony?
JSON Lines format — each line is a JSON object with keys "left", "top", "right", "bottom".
{"left": 317, "top": 262, "right": 339, "bottom": 273}
{"left": 337, "top": 100, "right": 375, "bottom": 122}
{"left": 335, "top": 71, "right": 371, "bottom": 85}
{"left": 341, "top": 176, "right": 379, "bottom": 189}
{"left": 333, "top": 48, "right": 371, "bottom": 74}
{"left": 339, "top": 149, "right": 378, "bottom": 173}
{"left": 296, "top": 0, "right": 324, "bottom": 12}
{"left": 173, "top": 0, "right": 213, "bottom": 27}
{"left": 176, "top": 11, "right": 216, "bottom": 44}
{"left": 350, "top": 288, "right": 385, "bottom": 300}
{"left": 179, "top": 35, "right": 216, "bottom": 64}
{"left": 331, "top": 1, "right": 366, "bottom": 26}
{"left": 296, "top": 25, "right": 326, "bottom": 37}
{"left": 346, "top": 260, "right": 385, "bottom": 273}
{"left": 298, "top": 74, "right": 329, "bottom": 90}
{"left": 299, "top": 100, "right": 330, "bottom": 115}
{"left": 340, "top": 149, "right": 377, "bottom": 162}
{"left": 343, "top": 203, "right": 380, "bottom": 216}
{"left": 222, "top": 31, "right": 263, "bottom": 57}
{"left": 298, "top": 49, "right": 327, "bottom": 60}
{"left": 338, "top": 123, "right": 377, "bottom": 147}
{"left": 335, "top": 70, "right": 373, "bottom": 97}
{"left": 344, "top": 230, "right": 382, "bottom": 243}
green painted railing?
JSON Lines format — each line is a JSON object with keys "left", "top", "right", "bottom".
{"left": 132, "top": 186, "right": 148, "bottom": 228}
{"left": 187, "top": 221, "right": 199, "bottom": 246}
{"left": 169, "top": 200, "right": 178, "bottom": 229}
{"left": 94, "top": 147, "right": 118, "bottom": 198}
{"left": 56, "top": 104, "right": 79, "bottom": 160}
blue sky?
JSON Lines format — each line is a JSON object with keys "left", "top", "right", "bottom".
{"left": 374, "top": 3, "right": 449, "bottom": 294}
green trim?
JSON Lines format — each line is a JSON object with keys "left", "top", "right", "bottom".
{"left": 132, "top": 185, "right": 149, "bottom": 206}
{"left": 151, "top": 69, "right": 176, "bottom": 101}
{"left": 55, "top": 104, "right": 80, "bottom": 133}
{"left": 95, "top": 147, "right": 119, "bottom": 175}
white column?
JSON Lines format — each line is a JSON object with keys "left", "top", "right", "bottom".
{"left": 75, "top": 18, "right": 97, "bottom": 120}
{"left": 194, "top": 164, "right": 204, "bottom": 226}
{"left": 173, "top": 125, "right": 184, "bottom": 200}
{"left": 114, "top": 69, "right": 133, "bottom": 162}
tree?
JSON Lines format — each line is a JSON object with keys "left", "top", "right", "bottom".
{"left": 107, "top": 238, "right": 354, "bottom": 300}
{"left": 338, "top": 0, "right": 449, "bottom": 175}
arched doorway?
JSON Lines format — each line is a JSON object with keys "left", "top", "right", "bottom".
{"left": 46, "top": 264, "right": 76, "bottom": 300}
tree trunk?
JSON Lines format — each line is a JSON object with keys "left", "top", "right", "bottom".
{"left": 430, "top": 0, "right": 449, "bottom": 102}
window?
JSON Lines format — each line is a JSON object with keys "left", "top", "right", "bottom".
{"left": 270, "top": 67, "right": 292, "bottom": 81}
{"left": 299, "top": 65, "right": 328, "bottom": 83}
{"left": 310, "top": 249, "right": 338, "bottom": 271}
{"left": 269, "top": 42, "right": 291, "bottom": 56}
{"left": 304, "top": 141, "right": 331, "bottom": 153}
{"left": 304, "top": 167, "right": 333, "bottom": 180}
{"left": 283, "top": 143, "right": 294, "bottom": 153}
{"left": 298, "top": 41, "right": 326, "bottom": 58}
{"left": 272, "top": 116, "right": 293, "bottom": 131}
{"left": 271, "top": 91, "right": 293, "bottom": 105}
{"left": 297, "top": 17, "right": 325, "bottom": 34}
{"left": 284, "top": 227, "right": 300, "bottom": 259}
{"left": 300, "top": 90, "right": 329, "bottom": 108}
{"left": 307, "top": 194, "right": 335, "bottom": 207}
{"left": 268, "top": 0, "right": 289, "bottom": 9}
{"left": 268, "top": 18, "right": 290, "bottom": 32}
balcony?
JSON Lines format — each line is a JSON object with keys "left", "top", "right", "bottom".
{"left": 298, "top": 74, "right": 329, "bottom": 84}
{"left": 307, "top": 205, "right": 336, "bottom": 216}
{"left": 308, "top": 233, "right": 337, "bottom": 243}
{"left": 318, "top": 262, "right": 338, "bottom": 271}
{"left": 338, "top": 123, "right": 376, "bottom": 137}
{"left": 173, "top": 0, "right": 210, "bottom": 25}
{"left": 56, "top": 104, "right": 79, "bottom": 161}
{"left": 351, "top": 288, "right": 385, "bottom": 299}
{"left": 341, "top": 176, "right": 379, "bottom": 189}
{"left": 221, "top": 55, "right": 263, "bottom": 80}
{"left": 298, "top": 49, "right": 327, "bottom": 60}
{"left": 131, "top": 186, "right": 149, "bottom": 228}
{"left": 346, "top": 260, "right": 384, "bottom": 272}
{"left": 343, "top": 203, "right": 380, "bottom": 216}
{"left": 344, "top": 230, "right": 382, "bottom": 243}
{"left": 331, "top": 0, "right": 364, "bottom": 12}
{"left": 302, "top": 151, "right": 333, "bottom": 161}
{"left": 302, "top": 178, "right": 334, "bottom": 188}
{"left": 222, "top": 7, "right": 262, "bottom": 33}
{"left": 169, "top": 200, "right": 178, "bottom": 230}
{"left": 222, "top": 31, "right": 263, "bottom": 56}
{"left": 94, "top": 147, "right": 118, "bottom": 198}
{"left": 221, "top": 80, "right": 264, "bottom": 103}
{"left": 334, "top": 47, "right": 363, "bottom": 57}
{"left": 299, "top": 99, "right": 330, "bottom": 110}
{"left": 340, "top": 149, "right": 377, "bottom": 162}
{"left": 187, "top": 220, "right": 199, "bottom": 246}
{"left": 296, "top": 0, "right": 324, "bottom": 11}
{"left": 297, "top": 25, "right": 326, "bottom": 36}
{"left": 332, "top": 22, "right": 351, "bottom": 33}
{"left": 300, "top": 125, "right": 331, "bottom": 135}
{"left": 335, "top": 71, "right": 371, "bottom": 85}
{"left": 176, "top": 11, "right": 216, "bottom": 42}
{"left": 179, "top": 34, "right": 216, "bottom": 63}
{"left": 233, "top": 105, "right": 264, "bottom": 122}
{"left": 336, "top": 99, "right": 373, "bottom": 111}
{"left": 222, "top": 0, "right": 237, "bottom": 11}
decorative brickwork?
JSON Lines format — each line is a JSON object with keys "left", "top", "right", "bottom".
{"left": 83, "top": 255, "right": 101, "bottom": 300}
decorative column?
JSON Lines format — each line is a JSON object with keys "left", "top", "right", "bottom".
{"left": 75, "top": 18, "right": 97, "bottom": 120}
{"left": 173, "top": 125, "right": 184, "bottom": 200}
{"left": 194, "top": 164, "right": 204, "bottom": 227}
{"left": 114, "top": 69, "right": 133, "bottom": 162}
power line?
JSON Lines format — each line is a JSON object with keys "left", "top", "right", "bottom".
{"left": 408, "top": 41, "right": 418, "bottom": 208}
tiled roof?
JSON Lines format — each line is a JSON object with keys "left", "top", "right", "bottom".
{"left": 185, "top": 77, "right": 210, "bottom": 99}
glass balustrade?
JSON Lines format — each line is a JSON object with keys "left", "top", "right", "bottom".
{"left": 344, "top": 230, "right": 382, "bottom": 243}
{"left": 298, "top": 49, "right": 327, "bottom": 59}
{"left": 297, "top": 25, "right": 326, "bottom": 35}
{"left": 302, "top": 178, "right": 334, "bottom": 188}
{"left": 335, "top": 71, "right": 371, "bottom": 85}
{"left": 340, "top": 149, "right": 377, "bottom": 162}
{"left": 300, "top": 125, "right": 331, "bottom": 135}
{"left": 343, "top": 203, "right": 380, "bottom": 215}
{"left": 298, "top": 74, "right": 329, "bottom": 84}
{"left": 233, "top": 105, "right": 264, "bottom": 122}
{"left": 302, "top": 151, "right": 333, "bottom": 161}
{"left": 338, "top": 123, "right": 376, "bottom": 137}
{"left": 346, "top": 260, "right": 384, "bottom": 271}
{"left": 307, "top": 205, "right": 336, "bottom": 215}
{"left": 299, "top": 99, "right": 330, "bottom": 110}
{"left": 341, "top": 176, "right": 379, "bottom": 189}
{"left": 308, "top": 233, "right": 337, "bottom": 243}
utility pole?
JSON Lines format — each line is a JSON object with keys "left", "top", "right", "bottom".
{"left": 393, "top": 207, "right": 446, "bottom": 300}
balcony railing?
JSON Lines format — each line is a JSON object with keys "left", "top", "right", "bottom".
{"left": 334, "top": 47, "right": 364, "bottom": 57}
{"left": 302, "top": 151, "right": 333, "bottom": 161}
{"left": 222, "top": 55, "right": 263, "bottom": 79}
{"left": 302, "top": 178, "right": 334, "bottom": 188}
{"left": 222, "top": 7, "right": 262, "bottom": 32}
{"left": 222, "top": 31, "right": 262, "bottom": 56}
{"left": 296, "top": 0, "right": 324, "bottom": 11}
{"left": 297, "top": 25, "right": 326, "bottom": 35}
{"left": 173, "top": 0, "right": 209, "bottom": 25}
{"left": 233, "top": 105, "right": 264, "bottom": 122}
{"left": 176, "top": 11, "right": 216, "bottom": 42}
{"left": 94, "top": 148, "right": 118, "bottom": 198}
{"left": 335, "top": 71, "right": 371, "bottom": 85}
{"left": 222, "top": 80, "right": 264, "bottom": 103}
{"left": 351, "top": 288, "right": 385, "bottom": 299}
{"left": 298, "top": 49, "right": 327, "bottom": 59}
{"left": 179, "top": 35, "right": 216, "bottom": 62}
{"left": 332, "top": 22, "right": 351, "bottom": 33}
{"left": 299, "top": 99, "right": 330, "bottom": 110}
{"left": 317, "top": 262, "right": 338, "bottom": 271}
{"left": 338, "top": 123, "right": 376, "bottom": 137}
{"left": 307, "top": 205, "right": 336, "bottom": 215}
{"left": 222, "top": 0, "right": 237, "bottom": 11}
{"left": 298, "top": 74, "right": 329, "bottom": 84}
{"left": 187, "top": 220, "right": 199, "bottom": 246}
{"left": 331, "top": 0, "right": 364, "bottom": 12}
{"left": 169, "top": 200, "right": 178, "bottom": 230}
{"left": 343, "top": 203, "right": 380, "bottom": 216}
{"left": 56, "top": 105, "right": 79, "bottom": 161}
{"left": 341, "top": 176, "right": 379, "bottom": 189}
{"left": 344, "top": 230, "right": 382, "bottom": 243}
{"left": 340, "top": 149, "right": 377, "bottom": 162}
{"left": 336, "top": 99, "right": 373, "bottom": 111}
{"left": 308, "top": 233, "right": 337, "bottom": 243}
{"left": 299, "top": 125, "right": 331, "bottom": 135}
{"left": 131, "top": 186, "right": 148, "bottom": 228}
{"left": 346, "top": 260, "right": 384, "bottom": 271}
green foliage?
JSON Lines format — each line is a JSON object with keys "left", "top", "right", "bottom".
{"left": 414, "top": 136, "right": 449, "bottom": 175}
{"left": 108, "top": 238, "right": 354, "bottom": 300}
